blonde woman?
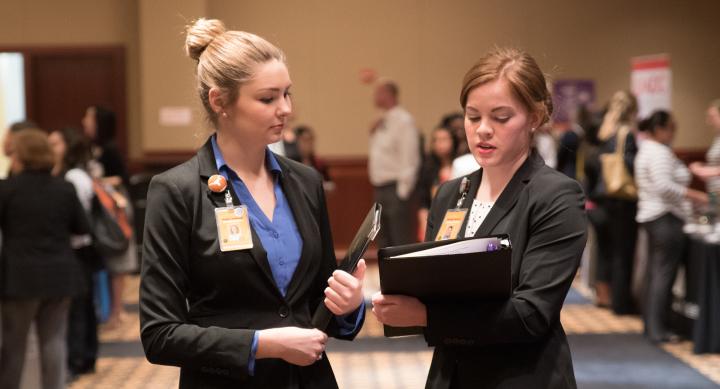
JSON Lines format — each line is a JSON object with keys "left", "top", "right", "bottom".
{"left": 139, "top": 19, "right": 366, "bottom": 388}
{"left": 584, "top": 90, "right": 639, "bottom": 314}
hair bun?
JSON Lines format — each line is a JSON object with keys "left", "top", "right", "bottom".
{"left": 185, "top": 18, "right": 226, "bottom": 61}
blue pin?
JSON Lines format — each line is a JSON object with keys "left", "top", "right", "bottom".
{"left": 486, "top": 242, "right": 499, "bottom": 252}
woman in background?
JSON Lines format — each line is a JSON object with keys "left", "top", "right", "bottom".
{"left": 635, "top": 110, "right": 708, "bottom": 343}
{"left": 0, "top": 129, "right": 88, "bottom": 389}
{"left": 82, "top": 105, "right": 136, "bottom": 328}
{"left": 294, "top": 125, "right": 331, "bottom": 182}
{"left": 689, "top": 99, "right": 720, "bottom": 192}
{"left": 49, "top": 127, "right": 101, "bottom": 380}
{"left": 585, "top": 90, "right": 639, "bottom": 313}
{"left": 417, "top": 126, "right": 459, "bottom": 240}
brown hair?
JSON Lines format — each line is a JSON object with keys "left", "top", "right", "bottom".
{"left": 460, "top": 47, "right": 553, "bottom": 127}
{"left": 13, "top": 129, "right": 55, "bottom": 172}
{"left": 185, "top": 18, "right": 286, "bottom": 126}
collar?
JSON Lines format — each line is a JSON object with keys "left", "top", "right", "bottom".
{"left": 210, "top": 134, "right": 282, "bottom": 177}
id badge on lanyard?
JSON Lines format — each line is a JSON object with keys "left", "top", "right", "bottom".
{"left": 209, "top": 174, "right": 254, "bottom": 252}
{"left": 435, "top": 177, "right": 470, "bottom": 241}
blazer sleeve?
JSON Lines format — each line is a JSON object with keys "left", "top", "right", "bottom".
{"left": 309, "top": 175, "right": 365, "bottom": 340}
{"left": 423, "top": 179, "right": 587, "bottom": 347}
{"left": 139, "top": 174, "right": 254, "bottom": 380}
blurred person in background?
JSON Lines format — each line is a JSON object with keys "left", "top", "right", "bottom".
{"left": 534, "top": 122, "right": 557, "bottom": 168}
{"left": 48, "top": 127, "right": 101, "bottom": 380}
{"left": 2, "top": 120, "right": 40, "bottom": 177}
{"left": 440, "top": 112, "right": 467, "bottom": 155}
{"left": 82, "top": 106, "right": 128, "bottom": 186}
{"left": 584, "top": 91, "right": 639, "bottom": 313}
{"left": 446, "top": 111, "right": 483, "bottom": 179}
{"left": 82, "top": 105, "right": 136, "bottom": 329}
{"left": 635, "top": 110, "right": 708, "bottom": 343}
{"left": 369, "top": 79, "right": 421, "bottom": 246}
{"left": 557, "top": 107, "right": 589, "bottom": 180}
{"left": 417, "top": 126, "right": 459, "bottom": 240}
{"left": 689, "top": 99, "right": 720, "bottom": 192}
{"left": 0, "top": 129, "right": 88, "bottom": 389}
{"left": 294, "top": 125, "right": 331, "bottom": 182}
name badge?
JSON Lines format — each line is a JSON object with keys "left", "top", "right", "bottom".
{"left": 435, "top": 208, "right": 468, "bottom": 241}
{"left": 215, "top": 205, "right": 253, "bottom": 251}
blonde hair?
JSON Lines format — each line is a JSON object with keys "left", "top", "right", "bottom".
{"left": 185, "top": 18, "right": 285, "bottom": 125}
{"left": 598, "top": 90, "right": 638, "bottom": 141}
{"left": 460, "top": 47, "right": 553, "bottom": 127}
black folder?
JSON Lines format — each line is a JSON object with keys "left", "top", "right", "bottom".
{"left": 378, "top": 234, "right": 512, "bottom": 337}
{"left": 312, "top": 203, "right": 382, "bottom": 330}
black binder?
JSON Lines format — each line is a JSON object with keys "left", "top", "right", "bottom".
{"left": 312, "top": 203, "right": 382, "bottom": 330}
{"left": 378, "top": 234, "right": 512, "bottom": 337}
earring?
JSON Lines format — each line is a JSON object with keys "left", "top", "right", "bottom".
{"left": 221, "top": 111, "right": 228, "bottom": 118}
{"left": 531, "top": 127, "right": 536, "bottom": 132}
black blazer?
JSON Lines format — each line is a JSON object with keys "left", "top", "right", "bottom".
{"left": 0, "top": 171, "right": 88, "bottom": 298}
{"left": 140, "top": 138, "right": 362, "bottom": 389}
{"left": 422, "top": 151, "right": 587, "bottom": 389}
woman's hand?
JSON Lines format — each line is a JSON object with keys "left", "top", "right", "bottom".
{"left": 324, "top": 259, "right": 366, "bottom": 316}
{"left": 256, "top": 327, "right": 328, "bottom": 366}
{"left": 690, "top": 162, "right": 720, "bottom": 180}
{"left": 371, "top": 292, "right": 427, "bottom": 327}
{"left": 687, "top": 188, "right": 710, "bottom": 205}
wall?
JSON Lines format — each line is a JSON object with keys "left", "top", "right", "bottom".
{"left": 0, "top": 0, "right": 719, "bottom": 157}
{"left": 209, "top": 0, "right": 720, "bottom": 155}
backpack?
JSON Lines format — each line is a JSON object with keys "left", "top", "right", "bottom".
{"left": 91, "top": 181, "right": 132, "bottom": 259}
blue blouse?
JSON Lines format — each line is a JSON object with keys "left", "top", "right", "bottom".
{"left": 210, "top": 136, "right": 363, "bottom": 374}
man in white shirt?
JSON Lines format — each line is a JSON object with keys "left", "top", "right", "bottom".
{"left": 368, "top": 80, "right": 420, "bottom": 246}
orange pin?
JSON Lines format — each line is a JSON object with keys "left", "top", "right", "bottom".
{"left": 208, "top": 174, "right": 227, "bottom": 193}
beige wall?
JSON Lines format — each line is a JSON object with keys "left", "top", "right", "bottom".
{"left": 1, "top": 0, "right": 719, "bottom": 157}
{"left": 138, "top": 0, "right": 208, "bottom": 153}
{"left": 210, "top": 0, "right": 720, "bottom": 155}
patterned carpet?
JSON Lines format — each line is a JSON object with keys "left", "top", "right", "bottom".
{"left": 56, "top": 268, "right": 720, "bottom": 389}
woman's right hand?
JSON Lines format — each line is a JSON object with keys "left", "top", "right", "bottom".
{"left": 256, "top": 327, "right": 328, "bottom": 366}
{"left": 687, "top": 189, "right": 710, "bottom": 206}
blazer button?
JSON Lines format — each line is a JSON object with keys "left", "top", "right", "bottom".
{"left": 278, "top": 305, "right": 290, "bottom": 318}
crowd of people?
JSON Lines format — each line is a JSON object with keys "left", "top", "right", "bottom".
{"left": 0, "top": 106, "right": 137, "bottom": 388}
{"left": 1, "top": 18, "right": 718, "bottom": 387}
{"left": 304, "top": 72, "right": 719, "bottom": 349}
{"left": 364, "top": 79, "right": 720, "bottom": 346}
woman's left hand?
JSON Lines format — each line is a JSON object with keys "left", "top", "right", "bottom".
{"left": 371, "top": 292, "right": 427, "bottom": 327}
{"left": 324, "top": 259, "right": 366, "bottom": 315}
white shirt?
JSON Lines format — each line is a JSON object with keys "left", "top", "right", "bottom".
{"left": 65, "top": 167, "right": 94, "bottom": 248}
{"left": 534, "top": 132, "right": 557, "bottom": 169}
{"left": 635, "top": 139, "right": 691, "bottom": 223}
{"left": 451, "top": 153, "right": 480, "bottom": 179}
{"left": 464, "top": 199, "right": 494, "bottom": 237}
{"left": 705, "top": 136, "right": 720, "bottom": 193}
{"left": 368, "top": 106, "right": 421, "bottom": 199}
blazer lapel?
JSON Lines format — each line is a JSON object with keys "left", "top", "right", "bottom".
{"left": 473, "top": 152, "right": 543, "bottom": 238}
{"left": 278, "top": 163, "right": 316, "bottom": 302}
{"left": 197, "top": 138, "right": 282, "bottom": 298}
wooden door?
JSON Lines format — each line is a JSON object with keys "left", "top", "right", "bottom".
{"left": 3, "top": 46, "right": 127, "bottom": 156}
